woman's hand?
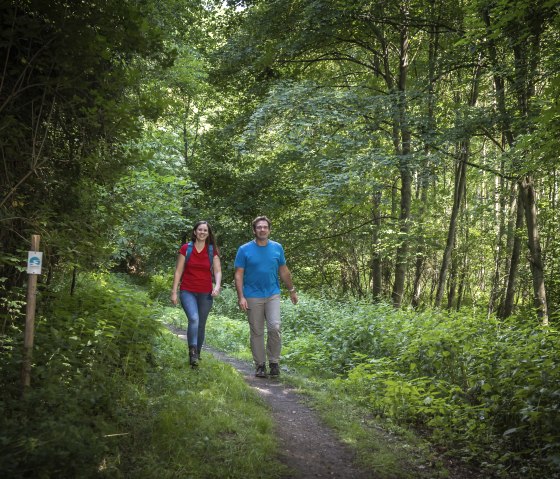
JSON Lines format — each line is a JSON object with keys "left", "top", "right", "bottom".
{"left": 211, "top": 285, "right": 221, "bottom": 297}
{"left": 170, "top": 291, "right": 178, "bottom": 306}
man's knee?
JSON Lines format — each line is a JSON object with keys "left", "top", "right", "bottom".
{"left": 268, "top": 321, "right": 281, "bottom": 335}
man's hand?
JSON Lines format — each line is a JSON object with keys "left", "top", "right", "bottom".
{"left": 289, "top": 290, "right": 298, "bottom": 305}
{"left": 238, "top": 297, "right": 249, "bottom": 311}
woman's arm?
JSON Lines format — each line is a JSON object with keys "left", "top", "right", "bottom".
{"left": 211, "top": 255, "right": 222, "bottom": 297}
{"left": 170, "top": 253, "right": 186, "bottom": 305}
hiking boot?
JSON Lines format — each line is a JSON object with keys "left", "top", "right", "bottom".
{"left": 269, "top": 362, "right": 280, "bottom": 377}
{"left": 197, "top": 348, "right": 202, "bottom": 361}
{"left": 255, "top": 364, "right": 267, "bottom": 378}
{"left": 189, "top": 346, "right": 199, "bottom": 368}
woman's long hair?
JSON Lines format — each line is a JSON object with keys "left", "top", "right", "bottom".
{"left": 190, "top": 220, "right": 219, "bottom": 255}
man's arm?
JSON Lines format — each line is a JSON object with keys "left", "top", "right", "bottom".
{"left": 279, "top": 264, "right": 298, "bottom": 305}
{"left": 234, "top": 267, "right": 248, "bottom": 311}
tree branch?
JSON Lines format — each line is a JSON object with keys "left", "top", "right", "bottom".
{"left": 308, "top": 216, "right": 397, "bottom": 242}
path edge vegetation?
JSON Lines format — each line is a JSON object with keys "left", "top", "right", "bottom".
{"left": 0, "top": 273, "right": 287, "bottom": 479}
{"left": 2, "top": 272, "right": 559, "bottom": 478}
{"left": 197, "top": 284, "right": 560, "bottom": 479}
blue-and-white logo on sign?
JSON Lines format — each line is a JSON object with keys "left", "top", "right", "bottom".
{"left": 27, "top": 251, "right": 43, "bottom": 274}
{"left": 29, "top": 256, "right": 41, "bottom": 266}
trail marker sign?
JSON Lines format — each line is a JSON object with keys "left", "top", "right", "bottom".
{"left": 27, "top": 251, "right": 43, "bottom": 275}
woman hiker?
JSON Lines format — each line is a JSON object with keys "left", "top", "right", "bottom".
{"left": 171, "top": 221, "right": 222, "bottom": 367}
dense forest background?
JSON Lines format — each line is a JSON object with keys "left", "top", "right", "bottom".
{"left": 1, "top": 0, "right": 560, "bottom": 477}
{"left": 2, "top": 0, "right": 560, "bottom": 320}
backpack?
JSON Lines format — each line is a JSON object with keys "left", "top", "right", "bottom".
{"left": 184, "top": 241, "right": 214, "bottom": 270}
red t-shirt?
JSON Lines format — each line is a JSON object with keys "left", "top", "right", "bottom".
{"left": 179, "top": 243, "right": 216, "bottom": 293}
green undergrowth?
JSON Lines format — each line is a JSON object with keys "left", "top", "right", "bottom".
{"left": 109, "top": 327, "right": 286, "bottom": 479}
{"left": 0, "top": 274, "right": 285, "bottom": 479}
{"left": 171, "top": 288, "right": 443, "bottom": 478}
{"left": 1, "top": 273, "right": 160, "bottom": 478}
{"left": 202, "top": 286, "right": 560, "bottom": 479}
{"left": 269, "top": 370, "right": 447, "bottom": 479}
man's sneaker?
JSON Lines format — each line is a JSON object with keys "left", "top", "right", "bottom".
{"left": 255, "top": 364, "right": 267, "bottom": 378}
{"left": 269, "top": 362, "right": 280, "bottom": 377}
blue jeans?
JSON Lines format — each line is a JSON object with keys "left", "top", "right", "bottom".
{"left": 179, "top": 290, "right": 213, "bottom": 349}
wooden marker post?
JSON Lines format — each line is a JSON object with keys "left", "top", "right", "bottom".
{"left": 22, "top": 234, "right": 41, "bottom": 393}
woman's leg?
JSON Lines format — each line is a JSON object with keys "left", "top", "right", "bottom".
{"left": 195, "top": 292, "right": 213, "bottom": 351}
{"left": 179, "top": 290, "right": 199, "bottom": 348}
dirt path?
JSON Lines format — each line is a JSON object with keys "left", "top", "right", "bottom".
{"left": 206, "top": 347, "right": 376, "bottom": 479}
{"left": 170, "top": 328, "right": 375, "bottom": 479}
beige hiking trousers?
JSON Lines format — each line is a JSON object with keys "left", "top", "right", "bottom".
{"left": 246, "top": 294, "right": 281, "bottom": 365}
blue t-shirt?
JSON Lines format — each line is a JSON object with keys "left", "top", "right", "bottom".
{"left": 234, "top": 240, "right": 286, "bottom": 298}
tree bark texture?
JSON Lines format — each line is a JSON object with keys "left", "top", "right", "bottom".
{"left": 390, "top": 14, "right": 411, "bottom": 309}
{"left": 435, "top": 145, "right": 468, "bottom": 308}
{"left": 519, "top": 176, "right": 548, "bottom": 324}
{"left": 371, "top": 190, "right": 383, "bottom": 301}
{"left": 501, "top": 187, "right": 524, "bottom": 318}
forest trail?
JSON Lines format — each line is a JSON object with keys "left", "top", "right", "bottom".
{"left": 170, "top": 327, "right": 376, "bottom": 479}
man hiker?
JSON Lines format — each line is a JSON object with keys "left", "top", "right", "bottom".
{"left": 234, "top": 216, "right": 298, "bottom": 378}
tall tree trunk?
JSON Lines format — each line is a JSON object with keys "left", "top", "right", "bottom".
{"left": 412, "top": 9, "right": 438, "bottom": 309}
{"left": 182, "top": 97, "right": 194, "bottom": 166}
{"left": 371, "top": 190, "right": 383, "bottom": 301}
{"left": 513, "top": 32, "right": 548, "bottom": 324}
{"left": 435, "top": 55, "right": 482, "bottom": 308}
{"left": 519, "top": 176, "right": 548, "bottom": 324}
{"left": 182, "top": 121, "right": 189, "bottom": 165}
{"left": 499, "top": 184, "right": 518, "bottom": 312}
{"left": 435, "top": 144, "right": 468, "bottom": 308}
{"left": 392, "top": 168, "right": 411, "bottom": 307}
{"left": 483, "top": 4, "right": 549, "bottom": 323}
{"left": 456, "top": 252, "right": 468, "bottom": 310}
{"left": 411, "top": 180, "right": 427, "bottom": 308}
{"left": 455, "top": 177, "right": 469, "bottom": 310}
{"left": 501, "top": 187, "right": 524, "bottom": 318}
{"left": 350, "top": 246, "right": 363, "bottom": 298}
{"left": 447, "top": 251, "right": 458, "bottom": 309}
{"left": 391, "top": 13, "right": 411, "bottom": 308}
{"left": 483, "top": 7, "right": 517, "bottom": 318}
{"left": 70, "top": 266, "right": 77, "bottom": 296}
{"left": 488, "top": 171, "right": 507, "bottom": 316}
{"left": 384, "top": 178, "right": 399, "bottom": 298}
